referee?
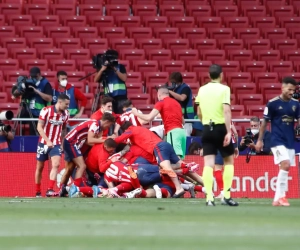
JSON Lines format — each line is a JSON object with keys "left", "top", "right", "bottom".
{"left": 197, "top": 64, "right": 238, "bottom": 206}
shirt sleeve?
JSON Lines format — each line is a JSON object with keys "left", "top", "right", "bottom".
{"left": 222, "top": 86, "right": 231, "bottom": 105}
{"left": 119, "top": 64, "right": 127, "bottom": 74}
{"left": 38, "top": 107, "right": 48, "bottom": 121}
{"left": 114, "top": 131, "right": 132, "bottom": 144}
{"left": 154, "top": 101, "right": 163, "bottom": 112}
{"left": 89, "top": 122, "right": 99, "bottom": 133}
{"left": 263, "top": 102, "right": 272, "bottom": 121}
{"left": 74, "top": 88, "right": 87, "bottom": 108}
{"left": 64, "top": 110, "right": 70, "bottom": 125}
{"left": 44, "top": 82, "right": 53, "bottom": 96}
{"left": 195, "top": 88, "right": 201, "bottom": 104}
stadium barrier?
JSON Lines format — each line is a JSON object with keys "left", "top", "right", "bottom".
{"left": 0, "top": 153, "right": 299, "bottom": 198}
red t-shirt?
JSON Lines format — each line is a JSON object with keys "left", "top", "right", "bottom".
{"left": 85, "top": 143, "right": 111, "bottom": 173}
{"left": 154, "top": 97, "right": 183, "bottom": 134}
{"left": 90, "top": 110, "right": 119, "bottom": 136}
{"left": 123, "top": 145, "right": 157, "bottom": 164}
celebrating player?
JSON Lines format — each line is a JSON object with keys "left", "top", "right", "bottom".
{"left": 35, "top": 94, "right": 70, "bottom": 197}
{"left": 255, "top": 77, "right": 300, "bottom": 207}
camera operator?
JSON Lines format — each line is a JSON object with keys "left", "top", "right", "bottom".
{"left": 239, "top": 116, "right": 271, "bottom": 155}
{"left": 12, "top": 67, "right": 53, "bottom": 135}
{"left": 94, "top": 50, "right": 127, "bottom": 114}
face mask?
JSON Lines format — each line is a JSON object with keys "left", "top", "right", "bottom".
{"left": 60, "top": 80, "right": 67, "bottom": 87}
{"left": 251, "top": 129, "right": 259, "bottom": 135}
{"left": 105, "top": 110, "right": 112, "bottom": 114}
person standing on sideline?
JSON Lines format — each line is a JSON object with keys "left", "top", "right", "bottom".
{"left": 131, "top": 86, "right": 186, "bottom": 159}
{"left": 197, "top": 64, "right": 238, "bottom": 206}
{"left": 35, "top": 94, "right": 70, "bottom": 197}
{"left": 255, "top": 77, "right": 300, "bottom": 207}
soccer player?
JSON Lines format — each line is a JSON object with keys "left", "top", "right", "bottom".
{"left": 255, "top": 77, "right": 300, "bottom": 207}
{"left": 197, "top": 64, "right": 238, "bottom": 206}
{"left": 132, "top": 86, "right": 186, "bottom": 159}
{"left": 35, "top": 94, "right": 70, "bottom": 197}
{"left": 59, "top": 113, "right": 116, "bottom": 196}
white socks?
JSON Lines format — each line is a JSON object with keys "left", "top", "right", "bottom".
{"left": 274, "top": 169, "right": 289, "bottom": 201}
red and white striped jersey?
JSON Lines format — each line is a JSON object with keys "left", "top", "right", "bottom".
{"left": 104, "top": 161, "right": 138, "bottom": 184}
{"left": 38, "top": 106, "right": 69, "bottom": 145}
{"left": 231, "top": 121, "right": 237, "bottom": 143}
{"left": 65, "top": 119, "right": 101, "bottom": 147}
{"left": 116, "top": 109, "right": 142, "bottom": 126}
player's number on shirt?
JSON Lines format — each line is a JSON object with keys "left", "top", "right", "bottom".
{"left": 106, "top": 164, "right": 120, "bottom": 180}
{"left": 37, "top": 146, "right": 46, "bottom": 155}
{"left": 120, "top": 113, "right": 138, "bottom": 126}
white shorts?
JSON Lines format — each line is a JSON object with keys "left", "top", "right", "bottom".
{"left": 271, "top": 145, "right": 296, "bottom": 167}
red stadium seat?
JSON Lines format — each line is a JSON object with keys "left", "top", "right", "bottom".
{"left": 159, "top": 5, "right": 184, "bottom": 16}
{"left": 208, "top": 28, "right": 233, "bottom": 39}
{"left": 50, "top": 4, "right": 76, "bottom": 16}
{"left": 259, "top": 83, "right": 282, "bottom": 96}
{"left": 22, "top": 59, "right": 48, "bottom": 71}
{"left": 142, "top": 16, "right": 168, "bottom": 28}
{"left": 88, "top": 16, "right": 115, "bottom": 28}
{"left": 1, "top": 37, "right": 26, "bottom": 49}
{"left": 127, "top": 27, "right": 153, "bottom": 39}
{"left": 251, "top": 17, "right": 276, "bottom": 28}
{"left": 201, "top": 50, "right": 226, "bottom": 61}
{"left": 4, "top": 71, "right": 28, "bottom": 81}
{"left": 228, "top": 50, "right": 253, "bottom": 61}
{"left": 82, "top": 38, "right": 108, "bottom": 50}
{"left": 69, "top": 82, "right": 85, "bottom": 93}
{"left": 77, "top": 60, "right": 94, "bottom": 72}
{"left": 212, "top": 0, "right": 235, "bottom": 5}
{"left": 235, "top": 28, "right": 260, "bottom": 40}
{"left": 280, "top": 17, "right": 300, "bottom": 28}
{"left": 269, "top": 5, "right": 294, "bottom": 19}
{"left": 100, "top": 27, "right": 126, "bottom": 39}
{"left": 0, "top": 92, "right": 8, "bottom": 103}
{"left": 230, "top": 93, "right": 236, "bottom": 105}
{"left": 65, "top": 49, "right": 90, "bottom": 60}
{"left": 7, "top": 15, "right": 33, "bottom": 26}
{"left": 0, "top": 103, "right": 19, "bottom": 115}
{"left": 50, "top": 59, "right": 76, "bottom": 71}
{"left": 144, "top": 72, "right": 169, "bottom": 83}
{"left": 264, "top": 93, "right": 278, "bottom": 103}
{"left": 118, "top": 60, "right": 131, "bottom": 71}
{"left": 147, "top": 49, "right": 172, "bottom": 60}
{"left": 231, "top": 105, "right": 245, "bottom": 116}
{"left": 0, "top": 48, "right": 8, "bottom": 59}
{"left": 187, "top": 61, "right": 212, "bottom": 72}
{"left": 223, "top": 17, "right": 249, "bottom": 28}
{"left": 1, "top": 82, "right": 16, "bottom": 100}
{"left": 106, "top": 0, "right": 130, "bottom": 3}
{"left": 182, "top": 72, "right": 198, "bottom": 83}
{"left": 0, "top": 15, "right": 4, "bottom": 26}
{"left": 42, "top": 71, "right": 57, "bottom": 83}
{"left": 127, "top": 93, "right": 150, "bottom": 105}
{"left": 46, "top": 26, "right": 71, "bottom": 38}
{"left": 0, "top": 4, "right": 22, "bottom": 15}
{"left": 241, "top": 61, "right": 267, "bottom": 72}
{"left": 106, "top": 5, "right": 130, "bottom": 16}
{"left": 273, "top": 39, "right": 298, "bottom": 50}
{"left": 17, "top": 26, "right": 44, "bottom": 38}
{"left": 0, "top": 26, "right": 16, "bottom": 37}
{"left": 174, "top": 49, "right": 199, "bottom": 61}
{"left": 186, "top": 5, "right": 212, "bottom": 17}
{"left": 38, "top": 48, "right": 64, "bottom": 60}
{"left": 238, "top": 94, "right": 263, "bottom": 105}
{"left": 247, "top": 105, "right": 265, "bottom": 116}
{"left": 109, "top": 38, "right": 135, "bottom": 50}
{"left": 55, "top": 38, "right": 81, "bottom": 49}
{"left": 64, "top": 71, "right": 86, "bottom": 82}
{"left": 219, "top": 39, "right": 244, "bottom": 50}
{"left": 0, "top": 60, "right": 19, "bottom": 71}
{"left": 262, "top": 28, "right": 288, "bottom": 39}
{"left": 169, "top": 16, "right": 196, "bottom": 28}
{"left": 279, "top": 72, "right": 300, "bottom": 81}
{"left": 115, "top": 16, "right": 141, "bottom": 27}
{"left": 289, "top": 28, "right": 300, "bottom": 39}
{"left": 268, "top": 61, "right": 294, "bottom": 73}
{"left": 255, "top": 50, "right": 281, "bottom": 61}
{"left": 226, "top": 72, "right": 252, "bottom": 83}
{"left": 153, "top": 28, "right": 179, "bottom": 39}
{"left": 61, "top": 15, "right": 87, "bottom": 27}
{"left": 120, "top": 49, "right": 146, "bottom": 60}
{"left": 138, "top": 104, "right": 154, "bottom": 114}
{"left": 293, "top": 61, "right": 300, "bottom": 71}
{"left": 133, "top": 60, "right": 159, "bottom": 72}
{"left": 33, "top": 15, "right": 60, "bottom": 27}
{"left": 214, "top": 61, "right": 240, "bottom": 72}
{"left": 180, "top": 28, "right": 207, "bottom": 39}
{"left": 197, "top": 16, "right": 222, "bottom": 28}
{"left": 191, "top": 39, "right": 217, "bottom": 50}
{"left": 136, "top": 38, "right": 163, "bottom": 50}
{"left": 79, "top": 4, "right": 103, "bottom": 16}
{"left": 132, "top": 5, "right": 157, "bottom": 16}
{"left": 27, "top": 37, "right": 54, "bottom": 49}
{"left": 242, "top": 5, "right": 266, "bottom": 17}
{"left": 126, "top": 82, "right": 143, "bottom": 94}
{"left": 185, "top": 0, "right": 209, "bottom": 4}
{"left": 160, "top": 60, "right": 186, "bottom": 72}
{"left": 24, "top": 4, "right": 49, "bottom": 15}
{"left": 283, "top": 50, "right": 300, "bottom": 61}
{"left": 164, "top": 39, "right": 190, "bottom": 50}
{"left": 72, "top": 27, "right": 98, "bottom": 38}
{"left": 10, "top": 48, "right": 37, "bottom": 60}
{"left": 253, "top": 72, "right": 279, "bottom": 83}
{"left": 214, "top": 6, "right": 239, "bottom": 17}
{"left": 231, "top": 82, "right": 256, "bottom": 94}
{"left": 159, "top": 0, "right": 182, "bottom": 4}
{"left": 146, "top": 82, "right": 165, "bottom": 102}
{"left": 246, "top": 39, "right": 271, "bottom": 50}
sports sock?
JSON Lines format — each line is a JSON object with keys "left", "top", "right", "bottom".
{"left": 36, "top": 184, "right": 41, "bottom": 193}
{"left": 194, "top": 185, "right": 203, "bottom": 193}
{"left": 223, "top": 165, "right": 234, "bottom": 199}
{"left": 274, "top": 169, "right": 288, "bottom": 201}
{"left": 202, "top": 166, "right": 214, "bottom": 201}
{"left": 116, "top": 183, "right": 133, "bottom": 193}
{"left": 79, "top": 187, "right": 93, "bottom": 197}
{"left": 139, "top": 189, "right": 147, "bottom": 198}
{"left": 214, "top": 169, "right": 223, "bottom": 191}
{"left": 73, "top": 178, "right": 82, "bottom": 187}
{"left": 161, "top": 188, "right": 169, "bottom": 198}
{"left": 48, "top": 180, "right": 55, "bottom": 190}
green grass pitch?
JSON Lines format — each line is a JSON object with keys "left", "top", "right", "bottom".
{"left": 0, "top": 198, "right": 300, "bottom": 250}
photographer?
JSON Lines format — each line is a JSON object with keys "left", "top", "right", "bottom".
{"left": 13, "top": 67, "right": 53, "bottom": 135}
{"left": 94, "top": 50, "right": 127, "bottom": 114}
{"left": 239, "top": 116, "right": 271, "bottom": 155}
{"left": 0, "top": 124, "right": 14, "bottom": 152}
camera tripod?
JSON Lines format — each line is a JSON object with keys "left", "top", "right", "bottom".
{"left": 13, "top": 99, "right": 38, "bottom": 136}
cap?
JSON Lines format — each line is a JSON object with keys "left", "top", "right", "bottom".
{"left": 29, "top": 67, "right": 41, "bottom": 77}
{"left": 209, "top": 64, "right": 222, "bottom": 75}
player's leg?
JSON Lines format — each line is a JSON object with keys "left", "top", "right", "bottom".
{"left": 136, "top": 164, "right": 161, "bottom": 187}
{"left": 35, "top": 143, "right": 48, "bottom": 197}
{"left": 166, "top": 128, "right": 186, "bottom": 159}
{"left": 72, "top": 156, "right": 87, "bottom": 186}
{"left": 214, "top": 151, "right": 224, "bottom": 199}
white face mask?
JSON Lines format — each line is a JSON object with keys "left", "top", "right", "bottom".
{"left": 251, "top": 129, "right": 259, "bottom": 135}
{"left": 105, "top": 110, "right": 112, "bottom": 114}
{"left": 60, "top": 80, "right": 67, "bottom": 87}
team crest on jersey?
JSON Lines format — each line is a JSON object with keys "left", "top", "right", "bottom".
{"left": 49, "top": 119, "right": 64, "bottom": 125}
{"left": 292, "top": 105, "right": 296, "bottom": 112}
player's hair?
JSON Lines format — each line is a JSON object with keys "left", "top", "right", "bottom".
{"left": 101, "top": 112, "right": 116, "bottom": 123}
{"left": 250, "top": 116, "right": 260, "bottom": 123}
{"left": 58, "top": 94, "right": 70, "bottom": 101}
{"left": 169, "top": 72, "right": 183, "bottom": 83}
{"left": 122, "top": 99, "right": 132, "bottom": 109}
{"left": 56, "top": 71, "right": 67, "bottom": 78}
{"left": 188, "top": 141, "right": 202, "bottom": 155}
{"left": 101, "top": 96, "right": 114, "bottom": 106}
{"left": 282, "top": 77, "right": 297, "bottom": 86}
{"left": 121, "top": 121, "right": 132, "bottom": 131}
{"left": 209, "top": 64, "right": 222, "bottom": 80}
{"left": 157, "top": 86, "right": 169, "bottom": 95}
{"left": 104, "top": 138, "right": 117, "bottom": 148}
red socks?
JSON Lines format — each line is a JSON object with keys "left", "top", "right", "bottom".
{"left": 73, "top": 178, "right": 82, "bottom": 187}
{"left": 36, "top": 184, "right": 41, "bottom": 193}
{"left": 194, "top": 185, "right": 203, "bottom": 193}
{"left": 139, "top": 189, "right": 147, "bottom": 198}
{"left": 48, "top": 180, "right": 55, "bottom": 190}
{"left": 116, "top": 183, "right": 134, "bottom": 193}
{"left": 161, "top": 188, "right": 169, "bottom": 198}
{"left": 79, "top": 187, "right": 93, "bottom": 197}
{"left": 214, "top": 170, "right": 223, "bottom": 191}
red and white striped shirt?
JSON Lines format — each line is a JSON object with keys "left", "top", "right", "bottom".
{"left": 65, "top": 119, "right": 101, "bottom": 147}
{"left": 38, "top": 106, "right": 69, "bottom": 145}
{"left": 117, "top": 109, "right": 142, "bottom": 126}
{"left": 104, "top": 161, "right": 138, "bottom": 184}
{"left": 231, "top": 121, "right": 237, "bottom": 143}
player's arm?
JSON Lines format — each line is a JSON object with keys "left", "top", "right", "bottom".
{"left": 113, "top": 123, "right": 121, "bottom": 135}
{"left": 114, "top": 131, "right": 133, "bottom": 144}
{"left": 231, "top": 122, "right": 239, "bottom": 147}
{"left": 37, "top": 108, "right": 53, "bottom": 146}
{"left": 132, "top": 108, "right": 159, "bottom": 123}
{"left": 256, "top": 103, "right": 271, "bottom": 152}
{"left": 61, "top": 113, "right": 69, "bottom": 149}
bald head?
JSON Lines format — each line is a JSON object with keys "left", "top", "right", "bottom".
{"left": 157, "top": 87, "right": 169, "bottom": 101}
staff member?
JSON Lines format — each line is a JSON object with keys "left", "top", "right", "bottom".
{"left": 197, "top": 64, "right": 238, "bottom": 206}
